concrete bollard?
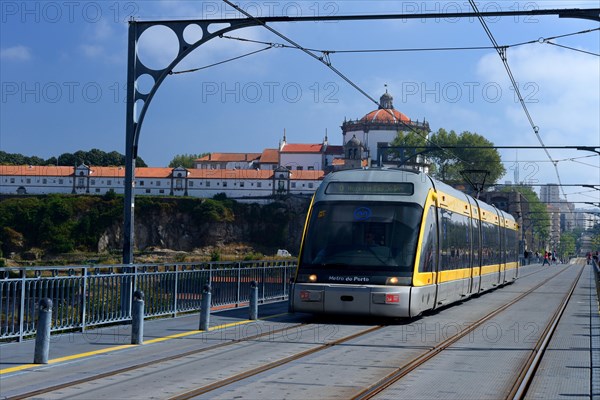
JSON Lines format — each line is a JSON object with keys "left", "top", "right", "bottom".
{"left": 131, "top": 290, "right": 145, "bottom": 345}
{"left": 249, "top": 280, "right": 258, "bottom": 320}
{"left": 199, "top": 285, "right": 212, "bottom": 331}
{"left": 34, "top": 298, "right": 53, "bottom": 364}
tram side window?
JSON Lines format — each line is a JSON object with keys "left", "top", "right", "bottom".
{"left": 505, "top": 228, "right": 518, "bottom": 263}
{"left": 418, "top": 206, "right": 437, "bottom": 273}
{"left": 440, "top": 210, "right": 471, "bottom": 271}
{"left": 481, "top": 221, "right": 500, "bottom": 266}
{"left": 471, "top": 217, "right": 481, "bottom": 268}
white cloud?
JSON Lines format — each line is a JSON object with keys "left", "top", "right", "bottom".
{"left": 476, "top": 45, "right": 599, "bottom": 201}
{"left": 0, "top": 46, "right": 32, "bottom": 61}
{"left": 476, "top": 45, "right": 600, "bottom": 145}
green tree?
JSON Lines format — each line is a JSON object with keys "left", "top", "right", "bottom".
{"left": 427, "top": 129, "right": 506, "bottom": 185}
{"left": 168, "top": 153, "right": 207, "bottom": 168}
{"left": 0, "top": 151, "right": 46, "bottom": 165}
{"left": 558, "top": 232, "right": 576, "bottom": 259}
{"left": 389, "top": 130, "right": 428, "bottom": 166}
{"left": 500, "top": 185, "right": 550, "bottom": 247}
{"left": 55, "top": 149, "right": 147, "bottom": 167}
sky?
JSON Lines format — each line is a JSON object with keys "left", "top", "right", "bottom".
{"left": 1, "top": 0, "right": 599, "bottom": 210}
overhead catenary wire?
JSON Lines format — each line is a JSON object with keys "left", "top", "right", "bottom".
{"left": 219, "top": 0, "right": 475, "bottom": 169}
{"left": 169, "top": 46, "right": 273, "bottom": 74}
{"left": 219, "top": 27, "right": 599, "bottom": 56}
{"left": 173, "top": 3, "right": 596, "bottom": 197}
{"left": 467, "top": 0, "right": 570, "bottom": 202}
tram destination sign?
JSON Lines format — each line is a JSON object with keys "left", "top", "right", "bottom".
{"left": 325, "top": 182, "right": 414, "bottom": 195}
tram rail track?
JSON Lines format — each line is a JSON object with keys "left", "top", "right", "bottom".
{"left": 164, "top": 265, "right": 577, "bottom": 400}
{"left": 5, "top": 265, "right": 580, "bottom": 400}
{"left": 350, "top": 265, "right": 583, "bottom": 400}
{"left": 168, "top": 325, "right": 386, "bottom": 400}
{"left": 7, "top": 321, "right": 308, "bottom": 400}
{"left": 508, "top": 265, "right": 584, "bottom": 400}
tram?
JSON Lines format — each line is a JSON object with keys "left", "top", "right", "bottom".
{"left": 289, "top": 168, "right": 519, "bottom": 318}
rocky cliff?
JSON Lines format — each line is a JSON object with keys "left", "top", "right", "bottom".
{"left": 0, "top": 195, "right": 311, "bottom": 261}
{"left": 97, "top": 197, "right": 311, "bottom": 256}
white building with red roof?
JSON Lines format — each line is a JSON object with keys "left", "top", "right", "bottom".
{"left": 341, "top": 90, "right": 430, "bottom": 167}
{"left": 0, "top": 164, "right": 323, "bottom": 200}
{"left": 1, "top": 90, "right": 430, "bottom": 200}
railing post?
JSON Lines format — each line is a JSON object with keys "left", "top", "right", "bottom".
{"left": 131, "top": 290, "right": 144, "bottom": 345}
{"left": 249, "top": 281, "right": 258, "bottom": 320}
{"left": 34, "top": 298, "right": 52, "bottom": 364}
{"left": 81, "top": 267, "right": 88, "bottom": 332}
{"left": 236, "top": 263, "right": 241, "bottom": 307}
{"left": 261, "top": 265, "right": 266, "bottom": 302}
{"left": 283, "top": 264, "right": 287, "bottom": 297}
{"left": 19, "top": 269, "right": 26, "bottom": 342}
{"left": 199, "top": 285, "right": 211, "bottom": 331}
{"left": 173, "top": 265, "right": 179, "bottom": 317}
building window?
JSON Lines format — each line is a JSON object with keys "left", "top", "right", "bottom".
{"left": 189, "top": 181, "right": 194, "bottom": 187}
{"left": 26, "top": 178, "right": 31, "bottom": 184}
{"left": 145, "top": 189, "right": 151, "bottom": 193}
{"left": 291, "top": 182, "right": 296, "bottom": 188}
{"left": 42, "top": 178, "right": 47, "bottom": 184}
{"left": 91, "top": 179, "right": 95, "bottom": 185}
{"left": 159, "top": 189, "right": 165, "bottom": 194}
{"left": 240, "top": 182, "right": 244, "bottom": 187}
{"left": 257, "top": 182, "right": 262, "bottom": 188}
{"left": 10, "top": 178, "right": 15, "bottom": 183}
{"left": 107, "top": 180, "right": 112, "bottom": 185}
{"left": 223, "top": 182, "right": 227, "bottom": 187}
{"left": 139, "top": 180, "right": 144, "bottom": 186}
{"left": 95, "top": 188, "right": 100, "bottom": 193}
{"left": 156, "top": 181, "right": 161, "bottom": 186}
{"left": 206, "top": 181, "right": 211, "bottom": 187}
{"left": 297, "top": 166, "right": 303, "bottom": 171}
{"left": 77, "top": 178, "right": 85, "bottom": 187}
{"left": 308, "top": 166, "right": 314, "bottom": 170}
{"left": 59, "top": 179, "right": 64, "bottom": 184}
{"left": 309, "top": 183, "right": 314, "bottom": 188}
{"left": 175, "top": 179, "right": 183, "bottom": 189}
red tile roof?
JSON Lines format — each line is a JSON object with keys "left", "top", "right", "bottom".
{"left": 196, "top": 153, "right": 261, "bottom": 162}
{"left": 361, "top": 109, "right": 410, "bottom": 124}
{"left": 0, "top": 165, "right": 74, "bottom": 176}
{"left": 290, "top": 170, "right": 325, "bottom": 180}
{"left": 259, "top": 149, "right": 279, "bottom": 164}
{"left": 280, "top": 144, "right": 324, "bottom": 153}
{"left": 134, "top": 168, "right": 173, "bottom": 178}
{"left": 324, "top": 145, "right": 344, "bottom": 155}
{"left": 89, "top": 166, "right": 125, "bottom": 177}
{"left": 187, "top": 169, "right": 274, "bottom": 179}
{"left": 1, "top": 166, "right": 325, "bottom": 181}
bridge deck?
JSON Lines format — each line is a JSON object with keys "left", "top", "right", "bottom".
{"left": 0, "top": 262, "right": 597, "bottom": 400}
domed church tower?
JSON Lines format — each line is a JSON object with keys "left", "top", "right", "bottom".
{"left": 341, "top": 89, "right": 430, "bottom": 168}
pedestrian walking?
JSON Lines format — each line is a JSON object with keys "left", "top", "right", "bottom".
{"left": 542, "top": 251, "right": 550, "bottom": 266}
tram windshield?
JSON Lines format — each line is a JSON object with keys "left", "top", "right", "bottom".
{"left": 300, "top": 201, "right": 423, "bottom": 272}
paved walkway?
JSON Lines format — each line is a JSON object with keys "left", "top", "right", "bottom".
{"left": 0, "top": 301, "right": 291, "bottom": 374}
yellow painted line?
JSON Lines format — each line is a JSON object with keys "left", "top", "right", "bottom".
{"left": 0, "top": 312, "right": 290, "bottom": 375}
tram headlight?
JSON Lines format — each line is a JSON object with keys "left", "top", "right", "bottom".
{"left": 386, "top": 277, "right": 399, "bottom": 285}
{"left": 308, "top": 274, "right": 318, "bottom": 282}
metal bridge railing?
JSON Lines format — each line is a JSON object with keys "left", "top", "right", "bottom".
{"left": 0, "top": 260, "right": 297, "bottom": 342}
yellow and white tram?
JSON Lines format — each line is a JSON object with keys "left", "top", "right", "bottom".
{"left": 289, "top": 168, "right": 519, "bottom": 318}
